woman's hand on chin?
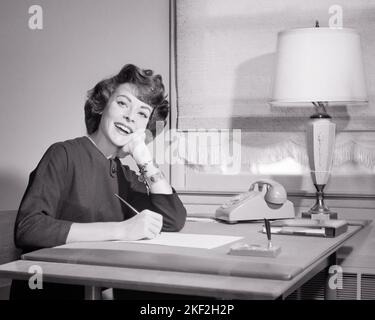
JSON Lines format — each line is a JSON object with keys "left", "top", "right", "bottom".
{"left": 117, "top": 129, "right": 152, "bottom": 164}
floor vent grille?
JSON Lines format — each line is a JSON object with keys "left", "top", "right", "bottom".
{"left": 361, "top": 274, "right": 375, "bottom": 300}
{"left": 337, "top": 273, "right": 357, "bottom": 300}
{"left": 287, "top": 271, "right": 375, "bottom": 300}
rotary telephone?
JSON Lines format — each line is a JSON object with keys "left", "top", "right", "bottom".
{"left": 215, "top": 179, "right": 295, "bottom": 223}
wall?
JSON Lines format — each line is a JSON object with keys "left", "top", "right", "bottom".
{"left": 0, "top": 0, "right": 170, "bottom": 210}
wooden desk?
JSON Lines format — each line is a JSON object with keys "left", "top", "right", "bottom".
{"left": 0, "top": 221, "right": 366, "bottom": 300}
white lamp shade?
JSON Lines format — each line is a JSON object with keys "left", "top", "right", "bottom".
{"left": 270, "top": 28, "right": 368, "bottom": 106}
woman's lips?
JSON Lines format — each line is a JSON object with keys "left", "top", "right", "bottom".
{"left": 114, "top": 122, "right": 133, "bottom": 135}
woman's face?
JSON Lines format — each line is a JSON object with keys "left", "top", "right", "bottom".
{"left": 98, "top": 83, "right": 153, "bottom": 148}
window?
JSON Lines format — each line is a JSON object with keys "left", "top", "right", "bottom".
{"left": 170, "top": 0, "right": 375, "bottom": 196}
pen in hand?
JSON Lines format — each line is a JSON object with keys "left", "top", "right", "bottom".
{"left": 114, "top": 193, "right": 140, "bottom": 216}
{"left": 115, "top": 193, "right": 162, "bottom": 236}
{"left": 264, "top": 218, "right": 272, "bottom": 249}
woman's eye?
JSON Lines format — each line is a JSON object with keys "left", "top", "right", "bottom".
{"left": 117, "top": 100, "right": 127, "bottom": 107}
{"left": 139, "top": 112, "right": 149, "bottom": 119}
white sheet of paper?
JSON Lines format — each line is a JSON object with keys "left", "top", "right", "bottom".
{"left": 116, "top": 233, "right": 243, "bottom": 249}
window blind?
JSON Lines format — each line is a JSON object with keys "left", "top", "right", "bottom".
{"left": 175, "top": 0, "right": 375, "bottom": 131}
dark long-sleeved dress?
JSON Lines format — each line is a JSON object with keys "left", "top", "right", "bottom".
{"left": 11, "top": 136, "right": 187, "bottom": 299}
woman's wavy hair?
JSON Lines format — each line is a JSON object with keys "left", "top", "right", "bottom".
{"left": 84, "top": 64, "right": 169, "bottom": 140}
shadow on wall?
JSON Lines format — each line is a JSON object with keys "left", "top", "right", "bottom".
{"left": 0, "top": 170, "right": 25, "bottom": 210}
{"left": 229, "top": 53, "right": 319, "bottom": 131}
{"left": 232, "top": 53, "right": 275, "bottom": 116}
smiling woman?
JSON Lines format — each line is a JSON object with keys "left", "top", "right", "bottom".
{"left": 92, "top": 84, "right": 154, "bottom": 157}
{"left": 85, "top": 65, "right": 170, "bottom": 144}
{"left": 10, "top": 64, "right": 187, "bottom": 299}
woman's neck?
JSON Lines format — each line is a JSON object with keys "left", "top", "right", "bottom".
{"left": 88, "top": 131, "right": 118, "bottom": 159}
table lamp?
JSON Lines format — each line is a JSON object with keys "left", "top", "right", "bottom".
{"left": 270, "top": 23, "right": 368, "bottom": 220}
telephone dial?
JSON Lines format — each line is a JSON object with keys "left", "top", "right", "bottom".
{"left": 215, "top": 179, "right": 295, "bottom": 223}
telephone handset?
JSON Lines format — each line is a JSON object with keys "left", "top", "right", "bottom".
{"left": 215, "top": 179, "right": 295, "bottom": 223}
{"left": 248, "top": 179, "right": 287, "bottom": 205}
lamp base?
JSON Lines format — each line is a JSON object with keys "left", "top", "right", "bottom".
{"left": 302, "top": 184, "right": 338, "bottom": 220}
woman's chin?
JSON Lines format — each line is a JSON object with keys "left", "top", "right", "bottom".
{"left": 111, "top": 135, "right": 131, "bottom": 148}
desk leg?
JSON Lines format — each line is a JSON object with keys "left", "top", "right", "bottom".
{"left": 85, "top": 286, "right": 102, "bottom": 300}
{"left": 324, "top": 253, "right": 338, "bottom": 300}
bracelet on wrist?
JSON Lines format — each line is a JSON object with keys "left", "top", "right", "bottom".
{"left": 137, "top": 159, "right": 154, "bottom": 176}
{"left": 139, "top": 171, "right": 165, "bottom": 187}
{"left": 137, "top": 160, "right": 165, "bottom": 188}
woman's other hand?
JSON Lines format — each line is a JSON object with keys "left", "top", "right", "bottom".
{"left": 117, "top": 129, "right": 153, "bottom": 164}
{"left": 116, "top": 209, "right": 163, "bottom": 240}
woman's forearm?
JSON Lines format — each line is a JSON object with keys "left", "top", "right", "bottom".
{"left": 66, "top": 221, "right": 121, "bottom": 243}
{"left": 66, "top": 210, "right": 163, "bottom": 243}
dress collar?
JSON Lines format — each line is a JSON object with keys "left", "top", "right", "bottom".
{"left": 85, "top": 136, "right": 115, "bottom": 160}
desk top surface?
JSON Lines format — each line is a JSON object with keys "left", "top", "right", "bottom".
{"left": 0, "top": 220, "right": 367, "bottom": 299}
